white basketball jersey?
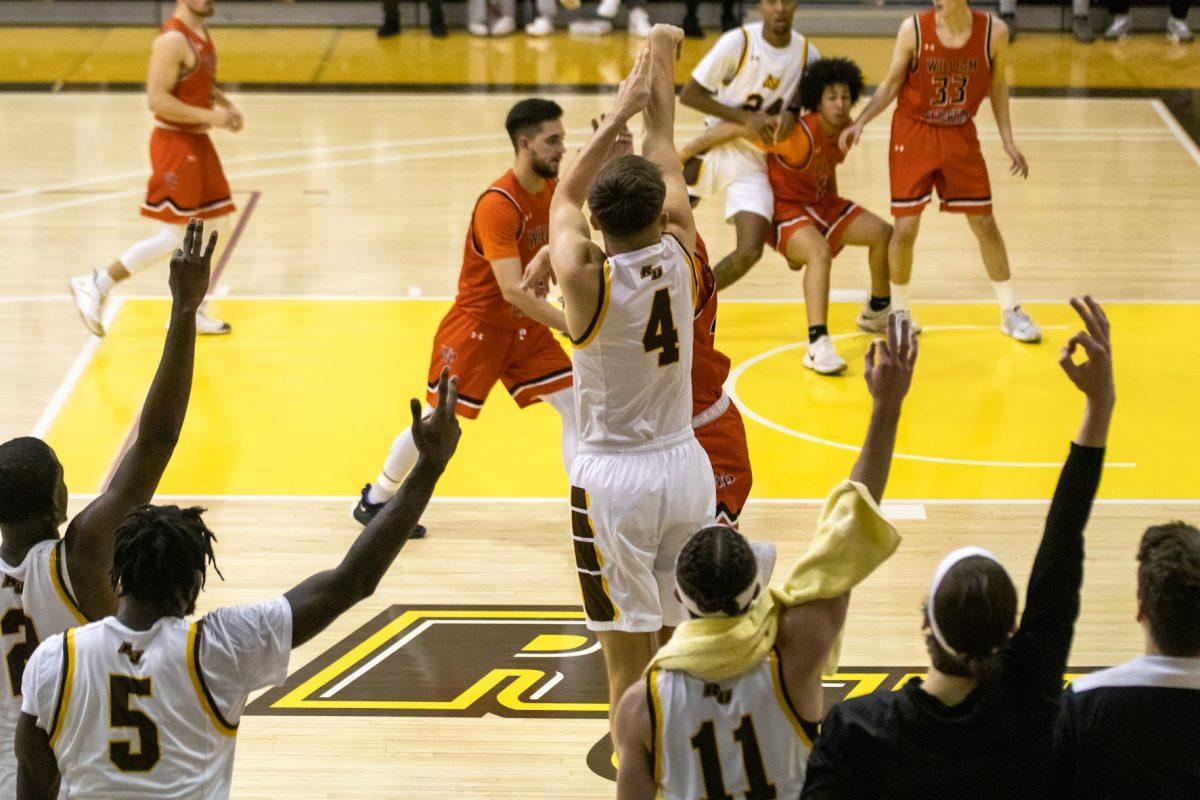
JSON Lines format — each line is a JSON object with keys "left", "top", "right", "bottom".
{"left": 0, "top": 539, "right": 90, "bottom": 790}
{"left": 649, "top": 650, "right": 814, "bottom": 800}
{"left": 21, "top": 598, "right": 291, "bottom": 799}
{"left": 572, "top": 235, "right": 698, "bottom": 447}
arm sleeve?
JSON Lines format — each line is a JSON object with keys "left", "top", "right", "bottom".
{"left": 473, "top": 192, "right": 523, "bottom": 262}
{"left": 1051, "top": 690, "right": 1081, "bottom": 798}
{"left": 20, "top": 636, "right": 65, "bottom": 733}
{"left": 1004, "top": 443, "right": 1105, "bottom": 701}
{"left": 200, "top": 596, "right": 293, "bottom": 722}
{"left": 690, "top": 30, "right": 744, "bottom": 92}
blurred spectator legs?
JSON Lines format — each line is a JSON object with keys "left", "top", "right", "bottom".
{"left": 379, "top": 0, "right": 447, "bottom": 37}
{"left": 1105, "top": 0, "right": 1194, "bottom": 41}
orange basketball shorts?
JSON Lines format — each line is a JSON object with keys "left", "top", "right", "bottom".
{"left": 889, "top": 114, "right": 992, "bottom": 217}
{"left": 426, "top": 305, "right": 572, "bottom": 419}
{"left": 141, "top": 127, "right": 235, "bottom": 223}
{"left": 693, "top": 399, "right": 753, "bottom": 526}
{"left": 771, "top": 196, "right": 863, "bottom": 259}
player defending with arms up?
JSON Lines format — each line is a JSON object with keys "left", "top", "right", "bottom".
{"left": 70, "top": 0, "right": 242, "bottom": 337}
{"left": 840, "top": 0, "right": 1040, "bottom": 342}
{"left": 16, "top": 371, "right": 462, "bottom": 800}
{"left": 549, "top": 30, "right": 715, "bottom": 730}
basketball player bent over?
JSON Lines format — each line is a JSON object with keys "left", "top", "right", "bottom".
{"left": 70, "top": 0, "right": 241, "bottom": 337}
{"left": 549, "top": 30, "right": 716, "bottom": 730}
{"left": 840, "top": 0, "right": 1041, "bottom": 342}
{"left": 354, "top": 99, "right": 577, "bottom": 533}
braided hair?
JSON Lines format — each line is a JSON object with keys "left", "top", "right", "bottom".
{"left": 111, "top": 505, "right": 222, "bottom": 616}
{"left": 676, "top": 526, "right": 759, "bottom": 617}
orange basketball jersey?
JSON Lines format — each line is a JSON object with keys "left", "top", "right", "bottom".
{"left": 156, "top": 17, "right": 217, "bottom": 134}
{"left": 690, "top": 233, "right": 731, "bottom": 417}
{"left": 897, "top": 10, "right": 994, "bottom": 127}
{"left": 765, "top": 112, "right": 845, "bottom": 206}
{"left": 457, "top": 171, "right": 555, "bottom": 330}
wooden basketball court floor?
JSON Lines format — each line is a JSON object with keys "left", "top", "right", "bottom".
{"left": 1, "top": 32, "right": 1199, "bottom": 796}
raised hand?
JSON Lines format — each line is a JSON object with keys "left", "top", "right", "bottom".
{"left": 411, "top": 367, "right": 462, "bottom": 469}
{"left": 864, "top": 312, "right": 918, "bottom": 408}
{"left": 1058, "top": 296, "right": 1114, "bottom": 404}
{"left": 611, "top": 49, "right": 652, "bottom": 124}
{"left": 168, "top": 217, "right": 215, "bottom": 314}
{"left": 1004, "top": 141, "right": 1029, "bottom": 178}
{"left": 520, "top": 245, "right": 556, "bottom": 297}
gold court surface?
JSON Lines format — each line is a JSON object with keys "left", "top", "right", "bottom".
{"left": 2, "top": 32, "right": 1199, "bottom": 797}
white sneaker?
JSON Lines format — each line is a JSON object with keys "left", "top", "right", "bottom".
{"left": 1105, "top": 13, "right": 1132, "bottom": 39}
{"left": 597, "top": 0, "right": 621, "bottom": 19}
{"left": 802, "top": 335, "right": 848, "bottom": 375}
{"left": 196, "top": 303, "right": 232, "bottom": 335}
{"left": 893, "top": 308, "right": 922, "bottom": 335}
{"left": 525, "top": 15, "right": 554, "bottom": 36}
{"left": 628, "top": 7, "right": 651, "bottom": 36}
{"left": 467, "top": 21, "right": 489, "bottom": 36}
{"left": 489, "top": 15, "right": 515, "bottom": 35}
{"left": 69, "top": 272, "right": 107, "bottom": 337}
{"left": 568, "top": 18, "right": 613, "bottom": 35}
{"left": 1000, "top": 305, "right": 1041, "bottom": 343}
{"left": 1168, "top": 16, "right": 1194, "bottom": 43}
{"left": 856, "top": 301, "right": 890, "bottom": 334}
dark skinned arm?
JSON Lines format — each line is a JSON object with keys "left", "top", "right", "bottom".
{"left": 283, "top": 369, "right": 461, "bottom": 647}
{"left": 64, "top": 218, "right": 213, "bottom": 619}
{"left": 16, "top": 713, "right": 59, "bottom": 800}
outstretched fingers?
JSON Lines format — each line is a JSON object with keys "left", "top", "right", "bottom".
{"left": 203, "top": 230, "right": 219, "bottom": 263}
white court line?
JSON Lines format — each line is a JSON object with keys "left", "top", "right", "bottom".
{"left": 321, "top": 618, "right": 589, "bottom": 698}
{"left": 726, "top": 326, "right": 1138, "bottom": 469}
{"left": 529, "top": 672, "right": 566, "bottom": 701}
{"left": 1151, "top": 99, "right": 1200, "bottom": 169}
{"left": 65, "top": 494, "right": 1200, "bottom": 505}
{"left": 31, "top": 298, "right": 124, "bottom": 438}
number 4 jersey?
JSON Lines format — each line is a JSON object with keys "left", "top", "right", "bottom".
{"left": 649, "top": 648, "right": 817, "bottom": 800}
{"left": 21, "top": 597, "right": 291, "bottom": 799}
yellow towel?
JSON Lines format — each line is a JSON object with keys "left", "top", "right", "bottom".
{"left": 647, "top": 480, "right": 901, "bottom": 682}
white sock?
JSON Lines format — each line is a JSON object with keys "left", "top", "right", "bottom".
{"left": 118, "top": 223, "right": 185, "bottom": 276}
{"left": 368, "top": 407, "right": 431, "bottom": 504}
{"left": 95, "top": 271, "right": 117, "bottom": 294}
{"left": 540, "top": 387, "right": 578, "bottom": 475}
{"left": 991, "top": 280, "right": 1017, "bottom": 312}
{"left": 889, "top": 282, "right": 910, "bottom": 312}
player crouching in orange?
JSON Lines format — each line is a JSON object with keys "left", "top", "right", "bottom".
{"left": 680, "top": 59, "right": 893, "bottom": 376}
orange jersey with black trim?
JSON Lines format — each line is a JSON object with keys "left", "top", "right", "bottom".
{"left": 690, "top": 233, "right": 731, "bottom": 416}
{"left": 897, "top": 10, "right": 994, "bottom": 127}
{"left": 456, "top": 170, "right": 555, "bottom": 331}
{"left": 156, "top": 17, "right": 217, "bottom": 134}
{"left": 765, "top": 112, "right": 847, "bottom": 206}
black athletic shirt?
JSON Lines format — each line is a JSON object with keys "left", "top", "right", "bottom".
{"left": 1054, "top": 655, "right": 1200, "bottom": 799}
{"left": 801, "top": 443, "right": 1106, "bottom": 800}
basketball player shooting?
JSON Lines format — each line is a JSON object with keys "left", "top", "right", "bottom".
{"left": 548, "top": 27, "right": 716, "bottom": 732}
{"left": 69, "top": 0, "right": 242, "bottom": 337}
{"left": 839, "top": 0, "right": 1041, "bottom": 343}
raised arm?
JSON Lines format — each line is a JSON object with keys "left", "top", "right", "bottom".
{"left": 642, "top": 25, "right": 695, "bottom": 255}
{"left": 777, "top": 313, "right": 917, "bottom": 722}
{"left": 987, "top": 19, "right": 1029, "bottom": 179}
{"left": 1005, "top": 297, "right": 1113, "bottom": 696}
{"left": 283, "top": 369, "right": 461, "bottom": 647}
{"left": 64, "top": 218, "right": 213, "bottom": 619}
{"left": 146, "top": 32, "right": 232, "bottom": 130}
{"left": 839, "top": 17, "right": 916, "bottom": 153}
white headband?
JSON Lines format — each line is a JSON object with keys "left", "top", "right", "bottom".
{"left": 927, "top": 546, "right": 1005, "bottom": 659}
{"left": 676, "top": 539, "right": 776, "bottom": 619}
